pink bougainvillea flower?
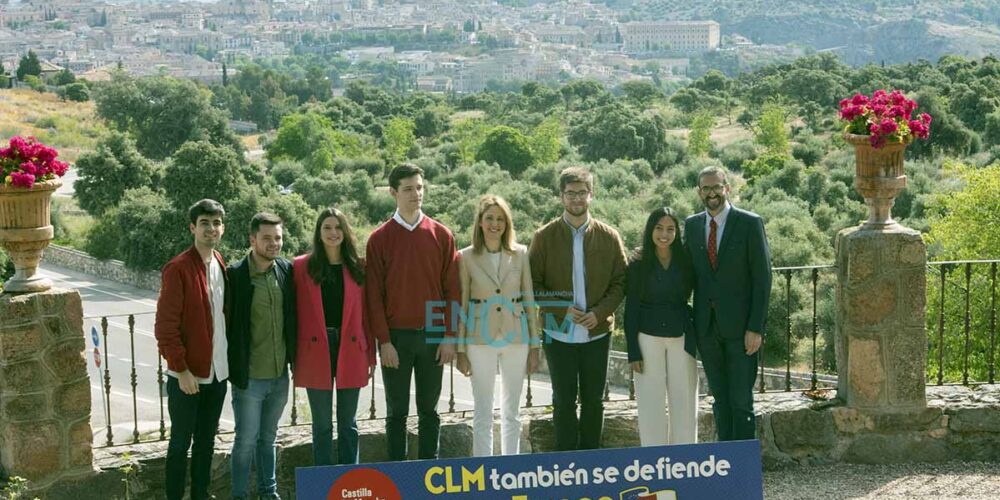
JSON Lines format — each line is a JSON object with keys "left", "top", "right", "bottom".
{"left": 36, "top": 145, "right": 57, "bottom": 163}
{"left": 909, "top": 120, "right": 930, "bottom": 139}
{"left": 51, "top": 160, "right": 69, "bottom": 176}
{"left": 879, "top": 119, "right": 898, "bottom": 135}
{"left": 838, "top": 89, "right": 932, "bottom": 148}
{"left": 0, "top": 136, "right": 69, "bottom": 187}
{"left": 9, "top": 171, "right": 35, "bottom": 188}
{"left": 7, "top": 136, "right": 27, "bottom": 154}
{"left": 18, "top": 161, "right": 36, "bottom": 176}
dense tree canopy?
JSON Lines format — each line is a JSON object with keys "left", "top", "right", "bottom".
{"left": 15, "top": 50, "right": 41, "bottom": 81}
{"left": 569, "top": 102, "right": 667, "bottom": 166}
{"left": 94, "top": 74, "right": 243, "bottom": 159}
{"left": 475, "top": 125, "right": 535, "bottom": 177}
{"left": 72, "top": 52, "right": 1000, "bottom": 377}
{"left": 75, "top": 132, "right": 160, "bottom": 217}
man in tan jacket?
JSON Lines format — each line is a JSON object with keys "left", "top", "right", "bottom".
{"left": 528, "top": 166, "right": 628, "bottom": 450}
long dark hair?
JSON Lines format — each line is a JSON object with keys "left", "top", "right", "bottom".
{"left": 307, "top": 207, "right": 365, "bottom": 286}
{"left": 639, "top": 207, "right": 691, "bottom": 297}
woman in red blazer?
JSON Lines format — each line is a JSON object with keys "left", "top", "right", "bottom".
{"left": 294, "top": 207, "right": 375, "bottom": 465}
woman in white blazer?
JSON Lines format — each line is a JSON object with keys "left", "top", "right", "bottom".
{"left": 456, "top": 194, "right": 541, "bottom": 456}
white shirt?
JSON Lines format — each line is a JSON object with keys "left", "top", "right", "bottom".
{"left": 544, "top": 216, "right": 608, "bottom": 344}
{"left": 705, "top": 201, "right": 733, "bottom": 251}
{"left": 167, "top": 257, "right": 229, "bottom": 384}
{"left": 487, "top": 250, "right": 501, "bottom": 275}
{"left": 393, "top": 209, "right": 425, "bottom": 231}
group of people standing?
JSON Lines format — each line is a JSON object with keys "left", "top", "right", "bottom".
{"left": 154, "top": 162, "right": 771, "bottom": 500}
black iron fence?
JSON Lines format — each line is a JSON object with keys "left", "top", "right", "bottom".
{"left": 757, "top": 264, "right": 837, "bottom": 394}
{"left": 927, "top": 260, "right": 999, "bottom": 386}
{"left": 83, "top": 260, "right": 998, "bottom": 448}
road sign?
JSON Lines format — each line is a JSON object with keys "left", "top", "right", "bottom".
{"left": 93, "top": 347, "right": 101, "bottom": 368}
{"left": 91, "top": 326, "right": 99, "bottom": 347}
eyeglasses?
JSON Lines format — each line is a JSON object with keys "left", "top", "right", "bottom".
{"left": 699, "top": 184, "right": 726, "bottom": 194}
{"left": 562, "top": 190, "right": 591, "bottom": 199}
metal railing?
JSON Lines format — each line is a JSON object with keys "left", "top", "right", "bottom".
{"left": 927, "top": 260, "right": 999, "bottom": 386}
{"left": 760, "top": 264, "right": 837, "bottom": 394}
{"left": 83, "top": 259, "right": 1000, "bottom": 448}
{"left": 86, "top": 312, "right": 158, "bottom": 447}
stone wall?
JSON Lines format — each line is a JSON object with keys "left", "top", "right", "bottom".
{"left": 0, "top": 289, "right": 93, "bottom": 490}
{"left": 43, "top": 244, "right": 161, "bottom": 292}
{"left": 759, "top": 385, "right": 1000, "bottom": 468}
{"left": 37, "top": 385, "right": 1000, "bottom": 500}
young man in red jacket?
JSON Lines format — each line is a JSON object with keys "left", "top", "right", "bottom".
{"left": 155, "top": 199, "right": 230, "bottom": 500}
{"left": 366, "top": 163, "right": 460, "bottom": 461}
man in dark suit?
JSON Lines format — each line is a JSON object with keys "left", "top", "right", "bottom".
{"left": 685, "top": 166, "right": 772, "bottom": 441}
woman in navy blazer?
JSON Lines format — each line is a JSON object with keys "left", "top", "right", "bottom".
{"left": 624, "top": 207, "right": 698, "bottom": 446}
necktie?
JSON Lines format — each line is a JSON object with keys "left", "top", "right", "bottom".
{"left": 708, "top": 218, "right": 718, "bottom": 271}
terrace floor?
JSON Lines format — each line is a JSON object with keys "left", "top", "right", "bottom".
{"left": 764, "top": 460, "right": 1000, "bottom": 499}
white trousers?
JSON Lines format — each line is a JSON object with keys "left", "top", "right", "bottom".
{"left": 466, "top": 343, "right": 530, "bottom": 456}
{"left": 635, "top": 333, "right": 699, "bottom": 446}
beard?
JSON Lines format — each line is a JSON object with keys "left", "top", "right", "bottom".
{"left": 256, "top": 248, "right": 279, "bottom": 261}
{"left": 702, "top": 195, "right": 724, "bottom": 211}
{"left": 565, "top": 204, "right": 588, "bottom": 217}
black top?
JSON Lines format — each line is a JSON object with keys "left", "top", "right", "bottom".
{"left": 623, "top": 258, "right": 696, "bottom": 362}
{"left": 320, "top": 263, "right": 344, "bottom": 329}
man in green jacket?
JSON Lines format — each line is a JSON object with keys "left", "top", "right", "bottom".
{"left": 528, "top": 166, "right": 628, "bottom": 450}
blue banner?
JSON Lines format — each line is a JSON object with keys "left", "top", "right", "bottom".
{"left": 296, "top": 440, "right": 762, "bottom": 500}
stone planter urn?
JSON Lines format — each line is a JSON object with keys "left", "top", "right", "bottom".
{"left": 844, "top": 133, "right": 908, "bottom": 230}
{"left": 0, "top": 179, "right": 60, "bottom": 293}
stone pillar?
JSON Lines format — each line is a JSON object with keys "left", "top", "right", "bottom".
{"left": 0, "top": 289, "right": 93, "bottom": 489}
{"left": 834, "top": 226, "right": 927, "bottom": 411}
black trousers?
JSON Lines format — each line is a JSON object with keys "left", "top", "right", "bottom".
{"left": 165, "top": 376, "right": 227, "bottom": 500}
{"left": 382, "top": 329, "right": 444, "bottom": 461}
{"left": 543, "top": 334, "right": 611, "bottom": 450}
{"left": 697, "top": 311, "right": 759, "bottom": 441}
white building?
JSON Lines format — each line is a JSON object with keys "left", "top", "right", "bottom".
{"left": 527, "top": 23, "right": 585, "bottom": 46}
{"left": 397, "top": 51, "right": 434, "bottom": 75}
{"left": 343, "top": 46, "right": 395, "bottom": 63}
{"left": 619, "top": 21, "right": 720, "bottom": 54}
{"left": 416, "top": 75, "right": 451, "bottom": 93}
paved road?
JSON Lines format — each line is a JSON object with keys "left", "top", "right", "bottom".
{"left": 37, "top": 264, "right": 579, "bottom": 447}
{"left": 54, "top": 169, "right": 77, "bottom": 197}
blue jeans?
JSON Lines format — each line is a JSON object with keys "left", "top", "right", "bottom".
{"left": 306, "top": 387, "right": 361, "bottom": 465}
{"left": 230, "top": 372, "right": 289, "bottom": 498}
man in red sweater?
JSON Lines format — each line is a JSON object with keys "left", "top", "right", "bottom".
{"left": 155, "top": 199, "right": 230, "bottom": 500}
{"left": 366, "top": 163, "right": 460, "bottom": 461}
